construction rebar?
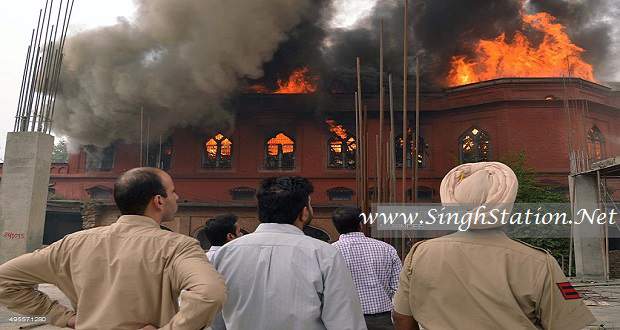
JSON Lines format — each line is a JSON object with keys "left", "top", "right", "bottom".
{"left": 378, "top": 20, "right": 384, "bottom": 204}
{"left": 13, "top": 0, "right": 74, "bottom": 134}
{"left": 402, "top": 0, "right": 409, "bottom": 203}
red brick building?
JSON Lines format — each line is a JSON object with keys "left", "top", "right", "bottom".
{"left": 2, "top": 77, "right": 620, "bottom": 244}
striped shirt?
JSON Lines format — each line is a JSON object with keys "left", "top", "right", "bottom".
{"left": 333, "top": 232, "right": 402, "bottom": 314}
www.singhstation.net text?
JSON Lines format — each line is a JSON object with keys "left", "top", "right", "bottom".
{"left": 361, "top": 206, "right": 618, "bottom": 232}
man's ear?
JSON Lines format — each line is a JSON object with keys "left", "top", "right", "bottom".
{"left": 154, "top": 195, "right": 164, "bottom": 209}
{"left": 226, "top": 232, "right": 235, "bottom": 242}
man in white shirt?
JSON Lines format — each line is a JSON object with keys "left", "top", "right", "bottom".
{"left": 213, "top": 177, "right": 366, "bottom": 330}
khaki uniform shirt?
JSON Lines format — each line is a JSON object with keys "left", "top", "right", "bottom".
{"left": 393, "top": 230, "right": 596, "bottom": 330}
{"left": 0, "top": 215, "right": 227, "bottom": 330}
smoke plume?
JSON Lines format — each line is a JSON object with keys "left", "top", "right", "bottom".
{"left": 54, "top": 0, "right": 619, "bottom": 146}
{"left": 322, "top": 0, "right": 618, "bottom": 88}
{"left": 54, "top": 0, "right": 322, "bottom": 146}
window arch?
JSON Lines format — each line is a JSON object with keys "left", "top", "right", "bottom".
{"left": 265, "top": 132, "right": 295, "bottom": 170}
{"left": 203, "top": 133, "right": 232, "bottom": 169}
{"left": 328, "top": 132, "right": 356, "bottom": 169}
{"left": 459, "top": 127, "right": 490, "bottom": 163}
{"left": 587, "top": 126, "right": 605, "bottom": 161}
{"left": 395, "top": 129, "right": 428, "bottom": 168}
{"left": 147, "top": 137, "right": 173, "bottom": 170}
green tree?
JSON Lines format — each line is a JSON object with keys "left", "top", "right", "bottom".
{"left": 52, "top": 138, "right": 69, "bottom": 163}
{"left": 501, "top": 152, "right": 571, "bottom": 272}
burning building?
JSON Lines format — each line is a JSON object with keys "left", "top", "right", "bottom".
{"left": 2, "top": 0, "right": 620, "bottom": 247}
{"left": 3, "top": 75, "right": 620, "bottom": 244}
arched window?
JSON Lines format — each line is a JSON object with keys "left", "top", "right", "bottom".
{"left": 265, "top": 132, "right": 295, "bottom": 170}
{"left": 459, "top": 127, "right": 490, "bottom": 163}
{"left": 395, "top": 130, "right": 428, "bottom": 168}
{"left": 85, "top": 145, "right": 115, "bottom": 172}
{"left": 328, "top": 134, "right": 356, "bottom": 169}
{"left": 147, "top": 137, "right": 173, "bottom": 170}
{"left": 203, "top": 133, "right": 232, "bottom": 169}
{"left": 587, "top": 126, "right": 605, "bottom": 161}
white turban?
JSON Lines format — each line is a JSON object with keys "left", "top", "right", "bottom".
{"left": 440, "top": 162, "right": 518, "bottom": 230}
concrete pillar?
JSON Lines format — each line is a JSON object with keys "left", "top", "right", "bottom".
{"left": 0, "top": 132, "right": 54, "bottom": 264}
{"left": 569, "top": 174, "right": 607, "bottom": 280}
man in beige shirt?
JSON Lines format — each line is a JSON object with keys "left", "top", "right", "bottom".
{"left": 392, "top": 162, "right": 596, "bottom": 330}
{"left": 0, "top": 167, "right": 226, "bottom": 329}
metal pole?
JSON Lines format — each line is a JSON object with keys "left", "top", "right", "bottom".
{"left": 47, "top": 0, "right": 76, "bottom": 132}
{"left": 23, "top": 8, "right": 45, "bottom": 131}
{"left": 42, "top": 0, "right": 65, "bottom": 131}
{"left": 378, "top": 20, "right": 384, "bottom": 204}
{"left": 355, "top": 92, "right": 360, "bottom": 206}
{"left": 15, "top": 44, "right": 32, "bottom": 131}
{"left": 158, "top": 135, "right": 163, "bottom": 169}
{"left": 389, "top": 74, "right": 396, "bottom": 202}
{"left": 146, "top": 116, "right": 151, "bottom": 165}
{"left": 413, "top": 56, "right": 420, "bottom": 203}
{"left": 356, "top": 57, "right": 363, "bottom": 209}
{"left": 31, "top": 0, "right": 54, "bottom": 132}
{"left": 140, "top": 107, "right": 144, "bottom": 166}
{"left": 402, "top": 0, "right": 408, "bottom": 203}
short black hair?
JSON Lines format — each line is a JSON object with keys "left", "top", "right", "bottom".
{"left": 203, "top": 214, "right": 238, "bottom": 246}
{"left": 257, "top": 177, "right": 314, "bottom": 224}
{"left": 332, "top": 207, "right": 363, "bottom": 234}
{"left": 194, "top": 226, "right": 209, "bottom": 250}
{"left": 113, "top": 167, "right": 167, "bottom": 215}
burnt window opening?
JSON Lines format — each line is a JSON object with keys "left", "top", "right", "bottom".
{"left": 587, "top": 126, "right": 605, "bottom": 161}
{"left": 85, "top": 145, "right": 115, "bottom": 172}
{"left": 327, "top": 187, "right": 354, "bottom": 201}
{"left": 459, "top": 127, "right": 490, "bottom": 164}
{"left": 265, "top": 132, "right": 295, "bottom": 170}
{"left": 406, "top": 187, "right": 434, "bottom": 202}
{"left": 230, "top": 187, "right": 256, "bottom": 201}
{"left": 146, "top": 138, "right": 173, "bottom": 170}
{"left": 395, "top": 129, "right": 428, "bottom": 168}
{"left": 203, "top": 133, "right": 232, "bottom": 169}
{"left": 326, "top": 120, "right": 356, "bottom": 169}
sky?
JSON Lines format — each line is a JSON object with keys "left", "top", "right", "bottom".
{"left": 0, "top": 0, "right": 138, "bottom": 160}
{"left": 0, "top": 0, "right": 378, "bottom": 161}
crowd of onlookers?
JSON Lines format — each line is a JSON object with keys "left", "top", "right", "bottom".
{"left": 0, "top": 163, "right": 596, "bottom": 330}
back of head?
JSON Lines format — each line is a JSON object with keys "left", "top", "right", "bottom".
{"left": 114, "top": 167, "right": 167, "bottom": 215}
{"left": 440, "top": 161, "right": 518, "bottom": 229}
{"left": 332, "top": 206, "right": 363, "bottom": 234}
{"left": 257, "top": 176, "right": 314, "bottom": 224}
{"left": 203, "top": 213, "right": 238, "bottom": 246}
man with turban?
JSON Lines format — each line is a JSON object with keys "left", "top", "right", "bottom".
{"left": 392, "top": 162, "right": 595, "bottom": 330}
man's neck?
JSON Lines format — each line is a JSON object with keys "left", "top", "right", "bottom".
{"left": 141, "top": 212, "right": 162, "bottom": 224}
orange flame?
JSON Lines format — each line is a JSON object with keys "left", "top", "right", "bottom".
{"left": 247, "top": 84, "right": 270, "bottom": 94}
{"left": 447, "top": 11, "right": 595, "bottom": 87}
{"left": 326, "top": 119, "right": 350, "bottom": 140}
{"left": 275, "top": 67, "right": 318, "bottom": 94}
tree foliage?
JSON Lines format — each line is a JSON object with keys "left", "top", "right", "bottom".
{"left": 52, "top": 138, "right": 69, "bottom": 163}
{"left": 502, "top": 152, "right": 571, "bottom": 273}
